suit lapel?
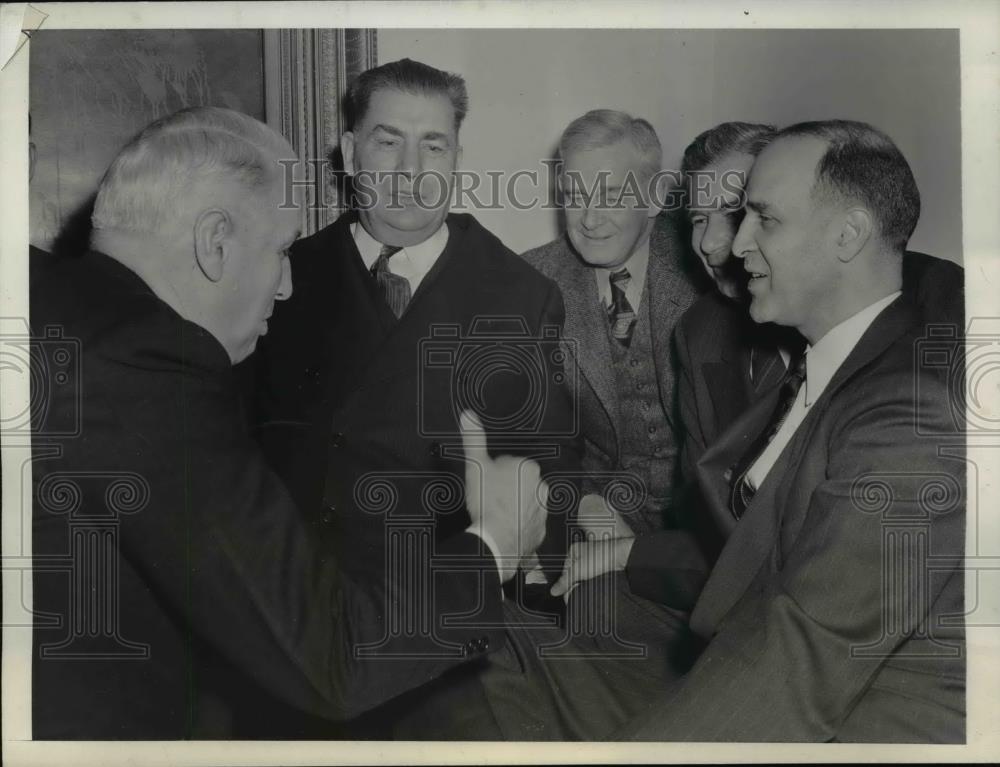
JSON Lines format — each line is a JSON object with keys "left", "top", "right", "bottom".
{"left": 689, "top": 296, "right": 918, "bottom": 638}
{"left": 350, "top": 226, "right": 463, "bottom": 390}
{"left": 550, "top": 238, "right": 621, "bottom": 437}
{"left": 304, "top": 217, "right": 395, "bottom": 406}
{"left": 646, "top": 224, "right": 691, "bottom": 428}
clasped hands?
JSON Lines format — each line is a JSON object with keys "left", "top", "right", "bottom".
{"left": 460, "top": 410, "right": 548, "bottom": 582}
{"left": 550, "top": 493, "right": 636, "bottom": 600}
{"left": 460, "top": 408, "right": 634, "bottom": 594}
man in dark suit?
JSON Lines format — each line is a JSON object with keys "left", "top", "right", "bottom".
{"left": 523, "top": 110, "right": 701, "bottom": 537}
{"left": 617, "top": 120, "right": 965, "bottom": 741}
{"left": 250, "top": 59, "right": 579, "bottom": 735}
{"left": 30, "top": 106, "right": 549, "bottom": 739}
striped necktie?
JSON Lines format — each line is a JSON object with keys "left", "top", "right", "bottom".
{"left": 607, "top": 267, "right": 636, "bottom": 346}
{"left": 371, "top": 244, "right": 411, "bottom": 318}
{"left": 727, "top": 351, "right": 808, "bottom": 518}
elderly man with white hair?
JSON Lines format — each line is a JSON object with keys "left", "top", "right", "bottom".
{"left": 30, "top": 106, "right": 548, "bottom": 739}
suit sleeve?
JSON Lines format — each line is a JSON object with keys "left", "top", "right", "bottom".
{"left": 100, "top": 344, "right": 505, "bottom": 722}
{"left": 675, "top": 316, "right": 708, "bottom": 487}
{"left": 532, "top": 280, "right": 585, "bottom": 581}
{"left": 624, "top": 530, "right": 710, "bottom": 610}
{"left": 616, "top": 361, "right": 964, "bottom": 741}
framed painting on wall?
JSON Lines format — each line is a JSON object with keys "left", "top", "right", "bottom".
{"left": 28, "top": 27, "right": 376, "bottom": 251}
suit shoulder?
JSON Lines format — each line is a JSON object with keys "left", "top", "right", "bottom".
{"left": 677, "top": 291, "right": 744, "bottom": 343}
{"left": 453, "top": 214, "right": 558, "bottom": 291}
{"left": 519, "top": 238, "right": 569, "bottom": 275}
{"left": 287, "top": 216, "right": 354, "bottom": 277}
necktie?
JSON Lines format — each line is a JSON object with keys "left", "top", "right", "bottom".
{"left": 727, "top": 351, "right": 808, "bottom": 518}
{"left": 607, "top": 268, "right": 636, "bottom": 346}
{"left": 371, "top": 244, "right": 411, "bottom": 318}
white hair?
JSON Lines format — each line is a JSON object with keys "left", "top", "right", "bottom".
{"left": 92, "top": 106, "right": 294, "bottom": 234}
{"left": 558, "top": 109, "right": 662, "bottom": 181}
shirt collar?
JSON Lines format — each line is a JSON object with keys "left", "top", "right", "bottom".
{"left": 594, "top": 233, "right": 651, "bottom": 309}
{"left": 352, "top": 219, "right": 450, "bottom": 271}
{"left": 803, "top": 291, "right": 901, "bottom": 406}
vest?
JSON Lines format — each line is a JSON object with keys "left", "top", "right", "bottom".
{"left": 607, "top": 279, "right": 677, "bottom": 535}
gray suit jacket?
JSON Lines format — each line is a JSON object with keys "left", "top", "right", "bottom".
{"left": 617, "top": 296, "right": 965, "bottom": 742}
{"left": 521, "top": 214, "right": 700, "bottom": 505}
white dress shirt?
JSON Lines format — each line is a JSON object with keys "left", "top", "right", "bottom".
{"left": 594, "top": 236, "right": 650, "bottom": 314}
{"left": 746, "top": 291, "right": 901, "bottom": 491}
{"left": 353, "top": 220, "right": 449, "bottom": 292}
{"left": 353, "top": 219, "right": 511, "bottom": 579}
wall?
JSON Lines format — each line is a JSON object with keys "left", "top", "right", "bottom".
{"left": 378, "top": 29, "right": 961, "bottom": 262}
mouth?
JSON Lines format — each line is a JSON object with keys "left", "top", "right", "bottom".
{"left": 391, "top": 192, "right": 418, "bottom": 207}
{"left": 745, "top": 267, "right": 768, "bottom": 287}
{"left": 581, "top": 231, "right": 614, "bottom": 242}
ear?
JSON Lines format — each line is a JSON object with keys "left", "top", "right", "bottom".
{"left": 193, "top": 209, "right": 231, "bottom": 282}
{"left": 836, "top": 207, "right": 873, "bottom": 263}
{"left": 341, "top": 132, "right": 356, "bottom": 176}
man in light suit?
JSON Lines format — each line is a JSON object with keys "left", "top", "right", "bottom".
{"left": 618, "top": 120, "right": 965, "bottom": 742}
{"left": 522, "top": 110, "right": 701, "bottom": 536}
{"left": 474, "top": 111, "right": 702, "bottom": 741}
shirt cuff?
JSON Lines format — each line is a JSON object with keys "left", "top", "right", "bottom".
{"left": 466, "top": 526, "right": 507, "bottom": 583}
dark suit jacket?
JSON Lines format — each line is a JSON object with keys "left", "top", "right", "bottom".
{"left": 30, "top": 251, "right": 505, "bottom": 739}
{"left": 618, "top": 295, "right": 965, "bottom": 741}
{"left": 521, "top": 214, "right": 700, "bottom": 507}
{"left": 252, "top": 211, "right": 579, "bottom": 583}
{"left": 625, "top": 252, "right": 965, "bottom": 607}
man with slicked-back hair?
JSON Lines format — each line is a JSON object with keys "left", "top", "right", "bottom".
{"left": 249, "top": 59, "right": 581, "bottom": 737}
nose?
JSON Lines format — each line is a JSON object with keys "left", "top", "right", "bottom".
{"left": 731, "top": 215, "right": 755, "bottom": 261}
{"left": 581, "top": 203, "right": 604, "bottom": 230}
{"left": 701, "top": 216, "right": 735, "bottom": 264}
{"left": 396, "top": 140, "right": 421, "bottom": 181}
{"left": 275, "top": 257, "right": 293, "bottom": 301}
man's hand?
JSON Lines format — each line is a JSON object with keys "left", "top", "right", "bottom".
{"left": 576, "top": 493, "right": 636, "bottom": 539}
{"left": 460, "top": 410, "right": 548, "bottom": 583}
{"left": 550, "top": 534, "right": 636, "bottom": 600}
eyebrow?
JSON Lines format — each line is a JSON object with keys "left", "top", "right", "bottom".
{"left": 370, "top": 125, "right": 452, "bottom": 143}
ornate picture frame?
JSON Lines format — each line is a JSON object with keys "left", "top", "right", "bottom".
{"left": 264, "top": 29, "right": 378, "bottom": 235}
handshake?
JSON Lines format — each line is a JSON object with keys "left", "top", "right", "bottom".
{"left": 459, "top": 409, "right": 636, "bottom": 592}
{"left": 459, "top": 410, "right": 549, "bottom": 583}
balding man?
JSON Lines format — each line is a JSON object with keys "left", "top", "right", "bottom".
{"left": 30, "top": 107, "right": 547, "bottom": 739}
{"left": 617, "top": 120, "right": 965, "bottom": 742}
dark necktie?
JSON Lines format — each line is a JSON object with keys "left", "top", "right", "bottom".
{"left": 371, "top": 244, "right": 411, "bottom": 318}
{"left": 607, "top": 268, "right": 636, "bottom": 346}
{"left": 727, "top": 351, "right": 808, "bottom": 518}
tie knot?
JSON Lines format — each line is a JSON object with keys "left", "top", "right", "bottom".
{"left": 379, "top": 243, "right": 404, "bottom": 260}
{"left": 610, "top": 267, "right": 631, "bottom": 286}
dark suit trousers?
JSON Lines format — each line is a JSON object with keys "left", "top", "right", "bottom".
{"left": 473, "top": 573, "right": 695, "bottom": 740}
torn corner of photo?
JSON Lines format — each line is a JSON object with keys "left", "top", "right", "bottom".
{"left": 0, "top": 3, "right": 47, "bottom": 71}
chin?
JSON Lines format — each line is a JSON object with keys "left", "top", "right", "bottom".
{"left": 570, "top": 240, "right": 621, "bottom": 268}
